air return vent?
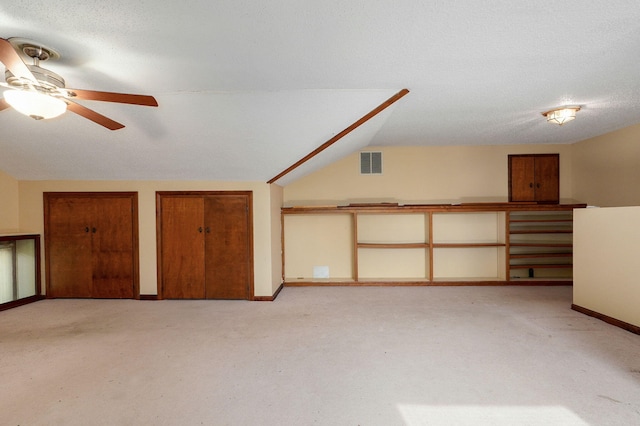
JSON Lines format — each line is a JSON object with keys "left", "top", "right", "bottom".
{"left": 360, "top": 151, "right": 382, "bottom": 175}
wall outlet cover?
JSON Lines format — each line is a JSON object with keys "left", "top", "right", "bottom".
{"left": 313, "top": 266, "right": 330, "bottom": 279}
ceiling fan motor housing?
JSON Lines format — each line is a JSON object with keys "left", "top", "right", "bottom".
{"left": 5, "top": 65, "right": 66, "bottom": 93}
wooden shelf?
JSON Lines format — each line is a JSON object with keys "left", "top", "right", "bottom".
{"left": 508, "top": 278, "right": 573, "bottom": 284}
{"left": 510, "top": 229, "right": 573, "bottom": 234}
{"left": 509, "top": 264, "right": 572, "bottom": 269}
{"left": 283, "top": 202, "right": 586, "bottom": 215}
{"left": 433, "top": 242, "right": 505, "bottom": 248}
{"left": 431, "top": 276, "right": 504, "bottom": 282}
{"left": 510, "top": 241, "right": 573, "bottom": 247}
{"left": 282, "top": 202, "right": 585, "bottom": 285}
{"left": 509, "top": 215, "right": 573, "bottom": 222}
{"left": 357, "top": 242, "right": 427, "bottom": 249}
{"left": 507, "top": 208, "right": 577, "bottom": 281}
{"left": 509, "top": 253, "right": 572, "bottom": 259}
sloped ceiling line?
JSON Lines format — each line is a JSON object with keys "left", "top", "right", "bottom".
{"left": 267, "top": 88, "right": 410, "bottom": 184}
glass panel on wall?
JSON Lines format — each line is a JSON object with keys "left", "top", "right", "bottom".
{"left": 0, "top": 241, "right": 14, "bottom": 303}
{"left": 0, "top": 235, "right": 40, "bottom": 308}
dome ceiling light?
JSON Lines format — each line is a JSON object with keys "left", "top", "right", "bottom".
{"left": 542, "top": 106, "right": 581, "bottom": 125}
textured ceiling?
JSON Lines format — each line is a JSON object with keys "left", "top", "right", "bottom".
{"left": 1, "top": 1, "right": 639, "bottom": 183}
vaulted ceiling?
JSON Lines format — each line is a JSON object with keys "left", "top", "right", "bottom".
{"left": 1, "top": 1, "right": 639, "bottom": 185}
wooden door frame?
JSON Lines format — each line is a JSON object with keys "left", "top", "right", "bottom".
{"left": 43, "top": 192, "right": 140, "bottom": 299}
{"left": 156, "top": 191, "right": 255, "bottom": 300}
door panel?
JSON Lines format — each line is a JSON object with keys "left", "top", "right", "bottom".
{"left": 161, "top": 197, "right": 206, "bottom": 299}
{"left": 205, "top": 195, "right": 250, "bottom": 300}
{"left": 509, "top": 156, "right": 535, "bottom": 202}
{"left": 47, "top": 197, "right": 94, "bottom": 298}
{"left": 534, "top": 156, "right": 560, "bottom": 202}
{"left": 91, "top": 197, "right": 135, "bottom": 298}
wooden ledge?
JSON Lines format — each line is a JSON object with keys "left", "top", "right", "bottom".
{"left": 283, "top": 202, "right": 587, "bottom": 214}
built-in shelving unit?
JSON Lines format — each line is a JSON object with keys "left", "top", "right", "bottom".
{"left": 508, "top": 210, "right": 575, "bottom": 281}
{"left": 282, "top": 202, "right": 585, "bottom": 286}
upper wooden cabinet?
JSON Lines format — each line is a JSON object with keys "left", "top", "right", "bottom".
{"left": 508, "top": 154, "right": 559, "bottom": 203}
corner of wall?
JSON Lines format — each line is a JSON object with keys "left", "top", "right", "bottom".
{"left": 269, "top": 183, "right": 284, "bottom": 295}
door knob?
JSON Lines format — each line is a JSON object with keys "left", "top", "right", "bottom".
{"left": 205, "top": 227, "right": 210, "bottom": 233}
{"left": 85, "top": 227, "right": 89, "bottom": 233}
{"left": 198, "top": 227, "right": 203, "bottom": 233}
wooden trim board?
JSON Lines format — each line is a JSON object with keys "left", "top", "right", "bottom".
{"left": 572, "top": 304, "right": 640, "bottom": 336}
{"left": 253, "top": 283, "right": 284, "bottom": 301}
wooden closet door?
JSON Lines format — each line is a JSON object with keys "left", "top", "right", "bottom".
{"left": 160, "top": 197, "right": 206, "bottom": 299}
{"left": 204, "top": 195, "right": 250, "bottom": 300}
{"left": 47, "top": 197, "right": 94, "bottom": 298}
{"left": 45, "top": 193, "right": 138, "bottom": 299}
{"left": 91, "top": 197, "right": 135, "bottom": 298}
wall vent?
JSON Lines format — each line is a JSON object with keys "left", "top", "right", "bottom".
{"left": 360, "top": 151, "right": 382, "bottom": 175}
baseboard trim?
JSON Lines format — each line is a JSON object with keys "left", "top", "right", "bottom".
{"left": 284, "top": 280, "right": 572, "bottom": 287}
{"left": 0, "top": 295, "right": 46, "bottom": 312}
{"left": 572, "top": 304, "right": 640, "bottom": 336}
{"left": 253, "top": 283, "right": 284, "bottom": 301}
{"left": 139, "top": 294, "right": 161, "bottom": 301}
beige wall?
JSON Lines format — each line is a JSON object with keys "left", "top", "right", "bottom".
{"left": 284, "top": 144, "right": 574, "bottom": 205}
{"left": 3, "top": 124, "right": 638, "bottom": 300}
{"left": 17, "top": 180, "right": 281, "bottom": 297}
{"left": 573, "top": 206, "right": 640, "bottom": 328}
{"left": 0, "top": 170, "right": 19, "bottom": 233}
{"left": 572, "top": 123, "right": 640, "bottom": 207}
{"left": 282, "top": 144, "right": 574, "bottom": 282}
{"left": 269, "top": 184, "right": 284, "bottom": 293}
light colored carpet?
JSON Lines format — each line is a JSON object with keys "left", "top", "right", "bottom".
{"left": 1, "top": 286, "right": 639, "bottom": 425}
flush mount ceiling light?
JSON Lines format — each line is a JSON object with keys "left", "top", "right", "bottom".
{"left": 542, "top": 106, "right": 581, "bottom": 125}
{"left": 3, "top": 89, "right": 67, "bottom": 120}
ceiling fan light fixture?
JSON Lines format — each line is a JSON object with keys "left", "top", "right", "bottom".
{"left": 542, "top": 106, "right": 581, "bottom": 125}
{"left": 3, "top": 89, "right": 67, "bottom": 120}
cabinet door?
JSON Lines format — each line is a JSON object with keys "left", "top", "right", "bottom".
{"left": 533, "top": 155, "right": 559, "bottom": 203}
{"left": 509, "top": 156, "right": 535, "bottom": 202}
{"left": 160, "top": 197, "right": 206, "bottom": 299}
{"left": 204, "top": 195, "right": 251, "bottom": 300}
{"left": 47, "top": 197, "right": 94, "bottom": 298}
{"left": 91, "top": 197, "right": 135, "bottom": 298}
{"left": 509, "top": 154, "right": 559, "bottom": 203}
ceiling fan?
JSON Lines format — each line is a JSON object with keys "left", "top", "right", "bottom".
{"left": 0, "top": 37, "right": 158, "bottom": 130}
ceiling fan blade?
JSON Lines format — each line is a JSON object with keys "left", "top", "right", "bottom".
{"left": 0, "top": 97, "right": 10, "bottom": 111}
{"left": 0, "top": 38, "right": 37, "bottom": 82}
{"left": 66, "top": 101, "right": 125, "bottom": 130}
{"left": 65, "top": 88, "right": 158, "bottom": 107}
